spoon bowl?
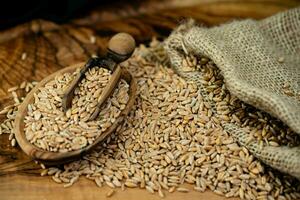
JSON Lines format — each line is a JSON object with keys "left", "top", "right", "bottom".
{"left": 14, "top": 62, "right": 136, "bottom": 165}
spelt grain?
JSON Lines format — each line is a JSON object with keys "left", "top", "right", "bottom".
{"left": 106, "top": 189, "right": 115, "bottom": 197}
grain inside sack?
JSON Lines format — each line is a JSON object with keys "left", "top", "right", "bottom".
{"left": 1, "top": 39, "right": 300, "bottom": 199}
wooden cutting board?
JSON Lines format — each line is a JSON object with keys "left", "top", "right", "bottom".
{"left": 0, "top": 0, "right": 299, "bottom": 199}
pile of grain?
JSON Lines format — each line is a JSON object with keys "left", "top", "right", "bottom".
{"left": 24, "top": 67, "right": 129, "bottom": 152}
{"left": 0, "top": 40, "right": 299, "bottom": 199}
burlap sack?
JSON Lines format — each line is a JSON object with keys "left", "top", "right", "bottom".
{"left": 165, "top": 8, "right": 300, "bottom": 179}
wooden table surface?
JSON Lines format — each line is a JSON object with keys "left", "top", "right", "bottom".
{"left": 0, "top": 1, "right": 299, "bottom": 199}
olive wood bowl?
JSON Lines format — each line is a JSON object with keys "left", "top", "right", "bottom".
{"left": 14, "top": 62, "right": 136, "bottom": 165}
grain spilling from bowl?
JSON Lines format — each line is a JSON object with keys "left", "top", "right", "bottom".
{"left": 0, "top": 40, "right": 300, "bottom": 199}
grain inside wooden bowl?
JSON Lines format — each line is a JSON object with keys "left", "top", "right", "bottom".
{"left": 14, "top": 62, "right": 137, "bottom": 165}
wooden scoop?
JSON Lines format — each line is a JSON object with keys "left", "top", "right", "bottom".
{"left": 14, "top": 33, "right": 137, "bottom": 165}
{"left": 62, "top": 32, "right": 136, "bottom": 121}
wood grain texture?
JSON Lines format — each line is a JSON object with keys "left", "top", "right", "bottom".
{"left": 0, "top": 175, "right": 239, "bottom": 200}
{"left": 0, "top": 0, "right": 299, "bottom": 199}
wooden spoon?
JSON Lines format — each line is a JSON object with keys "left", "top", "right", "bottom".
{"left": 62, "top": 32, "right": 136, "bottom": 121}
{"left": 14, "top": 44, "right": 137, "bottom": 165}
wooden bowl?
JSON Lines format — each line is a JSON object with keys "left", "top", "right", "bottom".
{"left": 14, "top": 63, "right": 137, "bottom": 165}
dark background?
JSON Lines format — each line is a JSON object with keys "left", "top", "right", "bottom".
{"left": 0, "top": 0, "right": 124, "bottom": 29}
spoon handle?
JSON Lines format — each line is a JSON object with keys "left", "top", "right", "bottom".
{"left": 89, "top": 65, "right": 122, "bottom": 121}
